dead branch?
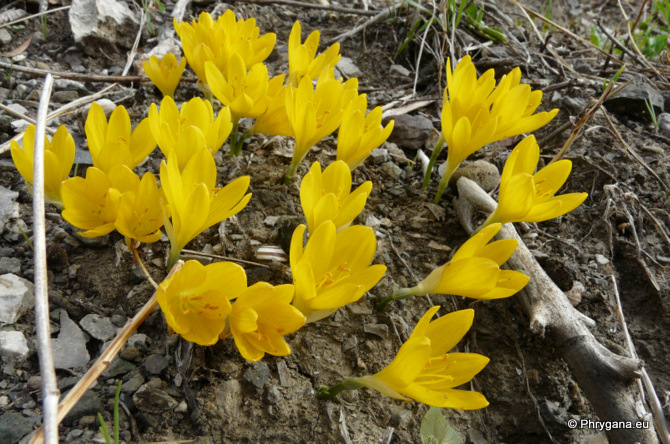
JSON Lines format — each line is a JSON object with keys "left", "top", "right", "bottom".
{"left": 454, "top": 177, "right": 659, "bottom": 444}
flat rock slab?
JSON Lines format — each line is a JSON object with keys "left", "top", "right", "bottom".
{"left": 52, "top": 310, "right": 90, "bottom": 369}
{"left": 69, "top": 0, "right": 139, "bottom": 56}
{"left": 0, "top": 330, "right": 29, "bottom": 364}
{"left": 0, "top": 273, "right": 34, "bottom": 324}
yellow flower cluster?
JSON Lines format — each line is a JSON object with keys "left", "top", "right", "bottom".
{"left": 9, "top": 7, "right": 591, "bottom": 418}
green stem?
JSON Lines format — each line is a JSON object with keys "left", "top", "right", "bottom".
{"left": 433, "top": 161, "right": 457, "bottom": 204}
{"left": 422, "top": 134, "right": 446, "bottom": 189}
{"left": 284, "top": 161, "right": 299, "bottom": 186}
{"left": 317, "top": 378, "right": 364, "bottom": 400}
{"left": 229, "top": 119, "right": 244, "bottom": 157}
{"left": 472, "top": 212, "right": 498, "bottom": 236}
{"left": 375, "top": 287, "right": 416, "bottom": 311}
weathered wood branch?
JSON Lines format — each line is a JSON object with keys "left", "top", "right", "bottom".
{"left": 454, "top": 177, "right": 658, "bottom": 444}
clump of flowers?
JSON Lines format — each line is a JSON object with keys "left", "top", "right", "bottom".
{"left": 479, "top": 135, "right": 588, "bottom": 229}
{"left": 319, "top": 306, "right": 490, "bottom": 410}
{"left": 424, "top": 56, "right": 558, "bottom": 203}
{"left": 287, "top": 21, "right": 341, "bottom": 86}
{"left": 143, "top": 53, "right": 186, "bottom": 98}
{"left": 10, "top": 124, "right": 74, "bottom": 207}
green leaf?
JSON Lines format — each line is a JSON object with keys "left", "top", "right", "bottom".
{"left": 420, "top": 407, "right": 462, "bottom": 444}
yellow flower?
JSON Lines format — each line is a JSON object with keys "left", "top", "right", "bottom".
{"left": 426, "top": 56, "right": 558, "bottom": 202}
{"left": 143, "top": 53, "right": 186, "bottom": 97}
{"left": 290, "top": 221, "right": 386, "bottom": 323}
{"left": 336, "top": 94, "right": 394, "bottom": 170}
{"left": 61, "top": 165, "right": 140, "bottom": 238}
{"left": 160, "top": 148, "right": 252, "bottom": 267}
{"left": 284, "top": 71, "right": 359, "bottom": 183}
{"left": 115, "top": 171, "right": 163, "bottom": 245}
{"left": 222, "top": 282, "right": 306, "bottom": 362}
{"left": 300, "top": 161, "right": 372, "bottom": 233}
{"left": 174, "top": 10, "right": 276, "bottom": 88}
{"left": 481, "top": 135, "right": 588, "bottom": 227}
{"left": 319, "top": 306, "right": 490, "bottom": 410}
{"left": 85, "top": 103, "right": 156, "bottom": 173}
{"left": 148, "top": 96, "right": 232, "bottom": 170}
{"left": 10, "top": 124, "right": 74, "bottom": 207}
{"left": 287, "top": 21, "right": 341, "bottom": 86}
{"left": 376, "top": 223, "right": 528, "bottom": 310}
{"left": 250, "top": 79, "right": 293, "bottom": 137}
{"left": 157, "top": 260, "right": 247, "bottom": 346}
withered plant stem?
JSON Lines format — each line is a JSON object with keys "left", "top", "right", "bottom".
{"left": 131, "top": 243, "right": 158, "bottom": 289}
{"left": 29, "top": 261, "right": 184, "bottom": 444}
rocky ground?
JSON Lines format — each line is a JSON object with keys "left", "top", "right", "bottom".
{"left": 0, "top": 0, "right": 669, "bottom": 443}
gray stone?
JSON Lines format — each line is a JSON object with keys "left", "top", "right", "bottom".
{"left": 363, "top": 323, "right": 389, "bottom": 339}
{"left": 63, "top": 390, "right": 103, "bottom": 425}
{"left": 52, "top": 90, "right": 80, "bottom": 103}
{"left": 604, "top": 82, "right": 664, "bottom": 122}
{"left": 389, "top": 64, "right": 411, "bottom": 77}
{"left": 658, "top": 113, "right": 670, "bottom": 138}
{"left": 215, "top": 380, "right": 242, "bottom": 417}
{"left": 133, "top": 380, "right": 178, "bottom": 413}
{"left": 0, "top": 186, "right": 19, "bottom": 234}
{"left": 335, "top": 56, "right": 363, "bottom": 78}
{"left": 52, "top": 310, "right": 90, "bottom": 369}
{"left": 450, "top": 159, "right": 501, "bottom": 192}
{"left": 80, "top": 314, "right": 116, "bottom": 341}
{"left": 128, "top": 333, "right": 148, "bottom": 349}
{"left": 0, "top": 330, "right": 29, "bottom": 364}
{"left": 385, "top": 142, "right": 408, "bottom": 165}
{"left": 110, "top": 314, "right": 126, "bottom": 327}
{"left": 144, "top": 353, "right": 169, "bottom": 375}
{"left": 380, "top": 161, "right": 403, "bottom": 180}
{"left": 69, "top": 0, "right": 140, "bottom": 56}
{"left": 0, "top": 257, "right": 21, "bottom": 274}
{"left": 0, "top": 273, "right": 34, "bottom": 324}
{"left": 0, "top": 29, "right": 12, "bottom": 46}
{"left": 385, "top": 113, "right": 433, "bottom": 150}
{"left": 0, "top": 411, "right": 36, "bottom": 443}
{"left": 370, "top": 148, "right": 389, "bottom": 164}
{"left": 102, "top": 357, "right": 135, "bottom": 377}
{"left": 243, "top": 361, "right": 270, "bottom": 390}
{"left": 120, "top": 345, "right": 141, "bottom": 361}
{"left": 121, "top": 372, "right": 144, "bottom": 394}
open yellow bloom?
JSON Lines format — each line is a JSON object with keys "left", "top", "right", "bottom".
{"left": 290, "top": 221, "right": 386, "bottom": 323}
{"left": 85, "top": 103, "right": 156, "bottom": 173}
{"left": 143, "top": 53, "right": 186, "bottom": 98}
{"left": 157, "top": 260, "right": 247, "bottom": 346}
{"left": 61, "top": 165, "right": 140, "bottom": 238}
{"left": 174, "top": 10, "right": 276, "bottom": 88}
{"left": 148, "top": 96, "right": 232, "bottom": 170}
{"left": 319, "top": 306, "right": 490, "bottom": 410}
{"left": 10, "top": 125, "right": 74, "bottom": 207}
{"left": 337, "top": 94, "right": 394, "bottom": 170}
{"left": 300, "top": 161, "right": 372, "bottom": 233}
{"left": 115, "top": 171, "right": 163, "bottom": 245}
{"left": 160, "top": 148, "right": 252, "bottom": 267}
{"left": 284, "top": 71, "right": 358, "bottom": 182}
{"left": 222, "top": 282, "right": 306, "bottom": 362}
{"left": 482, "top": 136, "right": 588, "bottom": 228}
{"left": 287, "top": 21, "right": 341, "bottom": 86}
{"left": 376, "top": 223, "right": 528, "bottom": 309}
{"left": 427, "top": 56, "right": 558, "bottom": 202}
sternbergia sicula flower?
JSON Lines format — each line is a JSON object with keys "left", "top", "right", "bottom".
{"left": 157, "top": 260, "right": 247, "bottom": 345}
{"left": 318, "top": 306, "right": 490, "bottom": 410}
{"left": 206, "top": 54, "right": 283, "bottom": 156}
{"left": 143, "top": 53, "right": 186, "bottom": 98}
{"left": 376, "top": 223, "right": 529, "bottom": 310}
{"left": 300, "top": 161, "right": 372, "bottom": 233}
{"left": 425, "top": 56, "right": 558, "bottom": 203}
{"left": 221, "top": 282, "right": 306, "bottom": 362}
{"left": 479, "top": 135, "right": 588, "bottom": 229}
{"left": 250, "top": 82, "right": 294, "bottom": 137}
{"left": 160, "top": 148, "right": 252, "bottom": 267}
{"left": 284, "top": 71, "right": 359, "bottom": 183}
{"left": 11, "top": 124, "right": 74, "bottom": 207}
{"left": 115, "top": 171, "right": 164, "bottom": 246}
{"left": 336, "top": 94, "right": 394, "bottom": 170}
{"left": 287, "top": 21, "right": 341, "bottom": 86}
{"left": 61, "top": 165, "right": 141, "bottom": 238}
{"left": 85, "top": 103, "right": 156, "bottom": 173}
{"left": 290, "top": 221, "right": 386, "bottom": 323}
{"left": 148, "top": 96, "right": 232, "bottom": 170}
{"left": 174, "top": 10, "right": 276, "bottom": 89}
